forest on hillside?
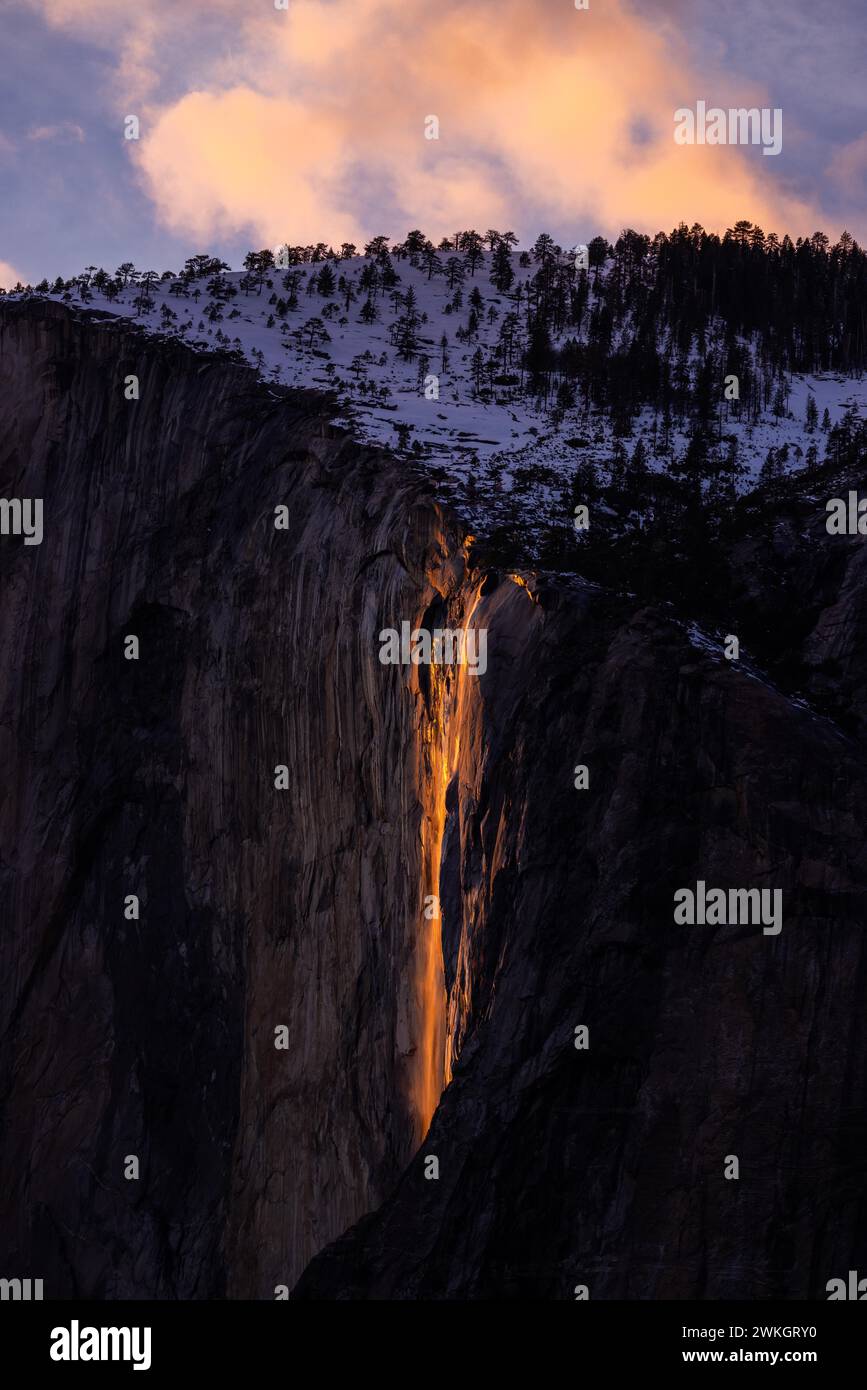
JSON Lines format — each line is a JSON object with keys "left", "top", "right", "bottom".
{"left": 10, "top": 221, "right": 867, "bottom": 594}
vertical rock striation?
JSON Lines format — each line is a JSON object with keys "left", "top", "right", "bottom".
{"left": 2, "top": 300, "right": 867, "bottom": 1301}
{"left": 0, "top": 300, "right": 466, "bottom": 1296}
{"left": 296, "top": 572, "right": 867, "bottom": 1298}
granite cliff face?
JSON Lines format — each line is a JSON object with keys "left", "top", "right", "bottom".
{"left": 1, "top": 299, "right": 866, "bottom": 1300}
{"left": 0, "top": 299, "right": 467, "bottom": 1297}
{"left": 297, "top": 584, "right": 867, "bottom": 1299}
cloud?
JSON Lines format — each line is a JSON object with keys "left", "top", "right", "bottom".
{"left": 27, "top": 121, "right": 85, "bottom": 142}
{"left": 0, "top": 259, "right": 25, "bottom": 289}
{"left": 131, "top": 0, "right": 822, "bottom": 248}
{"left": 22, "top": 0, "right": 250, "bottom": 104}
{"left": 23, "top": 0, "right": 836, "bottom": 248}
{"left": 828, "top": 133, "right": 867, "bottom": 196}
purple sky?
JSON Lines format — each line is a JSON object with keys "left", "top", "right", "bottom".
{"left": 0, "top": 0, "right": 864, "bottom": 286}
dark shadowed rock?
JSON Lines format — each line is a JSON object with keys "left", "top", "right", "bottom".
{"left": 1, "top": 300, "right": 866, "bottom": 1302}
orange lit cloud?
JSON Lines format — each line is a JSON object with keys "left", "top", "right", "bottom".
{"left": 0, "top": 259, "right": 25, "bottom": 289}
{"left": 27, "top": 0, "right": 831, "bottom": 247}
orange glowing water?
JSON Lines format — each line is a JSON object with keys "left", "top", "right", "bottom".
{"left": 413, "top": 582, "right": 484, "bottom": 1142}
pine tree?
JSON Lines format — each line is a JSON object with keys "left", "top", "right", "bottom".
{"left": 317, "top": 264, "right": 336, "bottom": 297}
{"left": 404, "top": 229, "right": 428, "bottom": 258}
{"left": 759, "top": 447, "right": 782, "bottom": 483}
{"left": 627, "top": 437, "right": 649, "bottom": 487}
{"left": 470, "top": 347, "right": 485, "bottom": 394}
{"left": 532, "top": 233, "right": 556, "bottom": 266}
{"left": 445, "top": 257, "right": 465, "bottom": 291}
{"left": 422, "top": 247, "right": 443, "bottom": 279}
{"left": 490, "top": 242, "right": 514, "bottom": 293}
{"left": 459, "top": 230, "right": 484, "bottom": 276}
{"left": 609, "top": 440, "right": 629, "bottom": 491}
{"left": 525, "top": 317, "right": 553, "bottom": 385}
{"left": 303, "top": 316, "right": 331, "bottom": 350}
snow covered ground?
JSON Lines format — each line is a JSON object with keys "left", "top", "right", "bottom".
{"left": 12, "top": 252, "right": 867, "bottom": 554}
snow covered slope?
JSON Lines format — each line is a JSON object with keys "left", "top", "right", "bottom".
{"left": 13, "top": 250, "right": 867, "bottom": 556}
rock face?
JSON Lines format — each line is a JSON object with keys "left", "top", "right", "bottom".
{"left": 1, "top": 299, "right": 866, "bottom": 1301}
{"left": 0, "top": 300, "right": 466, "bottom": 1297}
{"left": 296, "top": 575, "right": 867, "bottom": 1299}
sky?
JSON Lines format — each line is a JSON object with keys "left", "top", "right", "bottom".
{"left": 0, "top": 0, "right": 865, "bottom": 287}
